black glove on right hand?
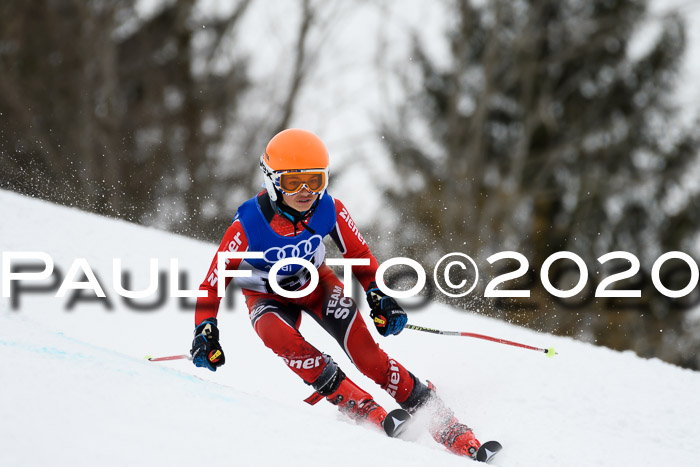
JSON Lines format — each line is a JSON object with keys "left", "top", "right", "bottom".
{"left": 366, "top": 282, "right": 408, "bottom": 336}
{"left": 190, "top": 318, "right": 225, "bottom": 371}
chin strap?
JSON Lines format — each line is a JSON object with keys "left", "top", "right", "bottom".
{"left": 269, "top": 190, "right": 318, "bottom": 235}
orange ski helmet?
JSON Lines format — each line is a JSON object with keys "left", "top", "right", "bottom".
{"left": 260, "top": 129, "right": 330, "bottom": 201}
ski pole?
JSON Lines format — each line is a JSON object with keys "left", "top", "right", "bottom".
{"left": 144, "top": 354, "right": 192, "bottom": 362}
{"left": 405, "top": 324, "right": 557, "bottom": 357}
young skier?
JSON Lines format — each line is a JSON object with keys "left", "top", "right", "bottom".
{"left": 190, "top": 128, "right": 482, "bottom": 458}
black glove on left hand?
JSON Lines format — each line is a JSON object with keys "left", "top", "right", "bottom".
{"left": 366, "top": 282, "right": 407, "bottom": 336}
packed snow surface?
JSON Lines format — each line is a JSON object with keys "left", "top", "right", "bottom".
{"left": 1, "top": 189, "right": 699, "bottom": 467}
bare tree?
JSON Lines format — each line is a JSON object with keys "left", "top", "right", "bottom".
{"left": 0, "top": 0, "right": 343, "bottom": 243}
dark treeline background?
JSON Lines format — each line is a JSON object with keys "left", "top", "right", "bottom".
{"left": 2, "top": 0, "right": 700, "bottom": 368}
{"left": 0, "top": 0, "right": 329, "bottom": 239}
{"left": 380, "top": 0, "right": 700, "bottom": 369}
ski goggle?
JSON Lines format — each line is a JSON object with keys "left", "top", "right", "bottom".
{"left": 272, "top": 169, "right": 328, "bottom": 195}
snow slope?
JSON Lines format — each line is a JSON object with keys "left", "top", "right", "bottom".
{"left": 2, "top": 189, "right": 700, "bottom": 467}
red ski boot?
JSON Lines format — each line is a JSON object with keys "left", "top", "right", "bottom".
{"left": 325, "top": 375, "right": 387, "bottom": 429}
{"left": 428, "top": 399, "right": 481, "bottom": 457}
{"left": 401, "top": 378, "right": 481, "bottom": 458}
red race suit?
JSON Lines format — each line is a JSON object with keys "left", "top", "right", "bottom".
{"left": 195, "top": 191, "right": 417, "bottom": 404}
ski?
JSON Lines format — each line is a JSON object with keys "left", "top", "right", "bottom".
{"left": 383, "top": 409, "right": 501, "bottom": 463}
{"left": 475, "top": 440, "right": 503, "bottom": 463}
{"left": 383, "top": 408, "right": 412, "bottom": 438}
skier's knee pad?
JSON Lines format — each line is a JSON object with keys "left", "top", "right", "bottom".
{"left": 311, "top": 355, "right": 346, "bottom": 396}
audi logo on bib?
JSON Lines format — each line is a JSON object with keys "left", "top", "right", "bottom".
{"left": 263, "top": 234, "right": 324, "bottom": 262}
